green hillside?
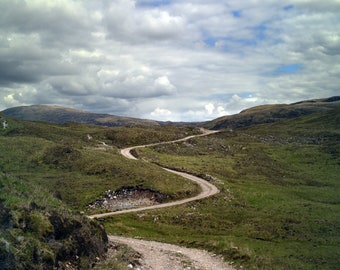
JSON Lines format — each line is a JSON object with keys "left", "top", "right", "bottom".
{"left": 204, "top": 96, "right": 340, "bottom": 130}
{"left": 0, "top": 114, "right": 200, "bottom": 269}
{"left": 0, "top": 105, "right": 339, "bottom": 269}
{"left": 2, "top": 105, "right": 160, "bottom": 127}
{"left": 107, "top": 108, "right": 340, "bottom": 269}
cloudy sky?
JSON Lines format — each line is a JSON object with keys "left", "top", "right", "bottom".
{"left": 1, "top": 0, "right": 339, "bottom": 121}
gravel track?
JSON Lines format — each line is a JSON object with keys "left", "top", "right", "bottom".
{"left": 89, "top": 129, "right": 235, "bottom": 269}
{"left": 109, "top": 235, "right": 235, "bottom": 270}
{"left": 88, "top": 130, "right": 220, "bottom": 219}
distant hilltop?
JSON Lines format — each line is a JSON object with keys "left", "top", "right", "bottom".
{"left": 2, "top": 96, "right": 340, "bottom": 129}
{"left": 1, "top": 105, "right": 160, "bottom": 127}
{"left": 202, "top": 96, "right": 340, "bottom": 130}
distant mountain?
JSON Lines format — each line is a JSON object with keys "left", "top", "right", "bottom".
{"left": 3, "top": 96, "right": 340, "bottom": 129}
{"left": 204, "top": 96, "right": 340, "bottom": 130}
{"left": 2, "top": 105, "right": 160, "bottom": 127}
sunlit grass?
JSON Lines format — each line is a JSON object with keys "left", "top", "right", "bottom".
{"left": 1, "top": 109, "right": 339, "bottom": 269}
{"left": 104, "top": 110, "right": 340, "bottom": 269}
{"left": 0, "top": 120, "right": 200, "bottom": 211}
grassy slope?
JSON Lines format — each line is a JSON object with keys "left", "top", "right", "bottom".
{"left": 0, "top": 117, "right": 201, "bottom": 211}
{"left": 204, "top": 97, "right": 340, "bottom": 130}
{"left": 0, "top": 173, "right": 109, "bottom": 270}
{"left": 104, "top": 108, "right": 340, "bottom": 269}
{"left": 2, "top": 105, "right": 160, "bottom": 126}
{"left": 1, "top": 108, "right": 339, "bottom": 269}
{"left": 0, "top": 116, "right": 200, "bottom": 268}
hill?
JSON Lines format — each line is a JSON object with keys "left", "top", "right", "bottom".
{"left": 0, "top": 114, "right": 200, "bottom": 269}
{"left": 203, "top": 96, "right": 340, "bottom": 130}
{"left": 0, "top": 97, "right": 339, "bottom": 269}
{"left": 3, "top": 97, "right": 339, "bottom": 129}
{"left": 2, "top": 105, "right": 160, "bottom": 127}
{"left": 113, "top": 107, "right": 340, "bottom": 269}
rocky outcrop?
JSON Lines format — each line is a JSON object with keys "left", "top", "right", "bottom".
{"left": 48, "top": 211, "right": 108, "bottom": 269}
{"left": 0, "top": 180, "right": 108, "bottom": 270}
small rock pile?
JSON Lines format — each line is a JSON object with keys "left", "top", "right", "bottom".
{"left": 88, "top": 187, "right": 169, "bottom": 211}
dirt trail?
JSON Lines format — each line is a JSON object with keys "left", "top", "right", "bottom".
{"left": 88, "top": 168, "right": 219, "bottom": 219}
{"left": 89, "top": 129, "right": 235, "bottom": 269}
{"left": 120, "top": 129, "right": 220, "bottom": 160}
{"left": 88, "top": 130, "right": 220, "bottom": 219}
{"left": 109, "top": 235, "right": 235, "bottom": 270}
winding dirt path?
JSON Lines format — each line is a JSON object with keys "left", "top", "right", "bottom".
{"left": 88, "top": 129, "right": 220, "bottom": 219}
{"left": 89, "top": 129, "right": 235, "bottom": 269}
{"left": 120, "top": 129, "right": 220, "bottom": 160}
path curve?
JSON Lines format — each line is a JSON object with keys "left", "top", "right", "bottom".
{"left": 89, "top": 129, "right": 236, "bottom": 269}
{"left": 88, "top": 129, "right": 220, "bottom": 219}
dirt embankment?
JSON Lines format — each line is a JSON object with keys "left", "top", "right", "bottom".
{"left": 88, "top": 187, "right": 169, "bottom": 212}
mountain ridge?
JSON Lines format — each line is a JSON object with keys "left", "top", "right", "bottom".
{"left": 203, "top": 96, "right": 340, "bottom": 129}
{"left": 2, "top": 96, "right": 340, "bottom": 129}
{"left": 2, "top": 105, "right": 160, "bottom": 127}
{"left": 0, "top": 101, "right": 339, "bottom": 269}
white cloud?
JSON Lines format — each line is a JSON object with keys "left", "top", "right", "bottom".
{"left": 151, "top": 107, "right": 172, "bottom": 116}
{"left": 205, "top": 103, "right": 215, "bottom": 115}
{"left": 3, "top": 94, "right": 17, "bottom": 107}
{"left": 150, "top": 107, "right": 172, "bottom": 121}
{"left": 104, "top": 0, "right": 186, "bottom": 43}
{"left": 154, "top": 76, "right": 176, "bottom": 92}
{"left": 0, "top": 0, "right": 339, "bottom": 121}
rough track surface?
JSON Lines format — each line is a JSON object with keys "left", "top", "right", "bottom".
{"left": 109, "top": 235, "right": 235, "bottom": 270}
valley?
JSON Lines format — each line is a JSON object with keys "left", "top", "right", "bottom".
{"left": 0, "top": 97, "right": 339, "bottom": 269}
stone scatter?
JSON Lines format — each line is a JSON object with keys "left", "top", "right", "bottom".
{"left": 88, "top": 187, "right": 169, "bottom": 212}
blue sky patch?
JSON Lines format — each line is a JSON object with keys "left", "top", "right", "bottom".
{"left": 137, "top": 0, "right": 172, "bottom": 7}
{"left": 213, "top": 93, "right": 231, "bottom": 101}
{"left": 204, "top": 37, "right": 217, "bottom": 47}
{"left": 283, "top": 5, "right": 294, "bottom": 11}
{"left": 240, "top": 92, "right": 253, "bottom": 98}
{"left": 254, "top": 24, "right": 267, "bottom": 41}
{"left": 232, "top": 10, "right": 242, "bottom": 18}
{"left": 273, "top": 64, "right": 303, "bottom": 75}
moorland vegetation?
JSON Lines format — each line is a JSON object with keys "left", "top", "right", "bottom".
{"left": 0, "top": 98, "right": 339, "bottom": 269}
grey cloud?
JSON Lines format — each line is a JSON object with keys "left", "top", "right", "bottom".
{"left": 0, "top": 0, "right": 339, "bottom": 121}
{"left": 47, "top": 76, "right": 97, "bottom": 96}
{"left": 0, "top": 41, "right": 79, "bottom": 86}
{"left": 0, "top": 60, "right": 42, "bottom": 85}
{"left": 77, "top": 95, "right": 134, "bottom": 116}
{"left": 294, "top": 0, "right": 340, "bottom": 13}
{"left": 0, "top": 0, "right": 96, "bottom": 49}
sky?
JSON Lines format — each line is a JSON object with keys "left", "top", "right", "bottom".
{"left": 1, "top": 0, "right": 339, "bottom": 122}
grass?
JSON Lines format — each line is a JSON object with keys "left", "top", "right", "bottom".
{"left": 0, "top": 115, "right": 201, "bottom": 268}
{"left": 103, "top": 109, "right": 340, "bottom": 269}
{"left": 0, "top": 173, "right": 108, "bottom": 269}
{"left": 93, "top": 243, "right": 142, "bottom": 270}
{"left": 1, "top": 109, "right": 339, "bottom": 269}
{"left": 0, "top": 118, "right": 200, "bottom": 212}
